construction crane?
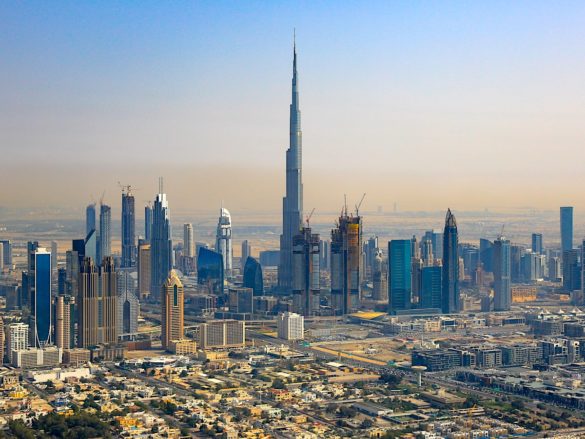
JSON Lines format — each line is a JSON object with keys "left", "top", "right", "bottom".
{"left": 305, "top": 208, "right": 315, "bottom": 228}
{"left": 355, "top": 193, "right": 366, "bottom": 216}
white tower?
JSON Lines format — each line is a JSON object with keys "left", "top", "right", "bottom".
{"left": 216, "top": 207, "right": 233, "bottom": 276}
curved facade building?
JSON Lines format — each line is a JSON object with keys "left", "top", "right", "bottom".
{"left": 243, "top": 257, "right": 264, "bottom": 296}
{"left": 197, "top": 247, "right": 224, "bottom": 295}
{"left": 151, "top": 190, "right": 172, "bottom": 300}
{"left": 215, "top": 208, "right": 233, "bottom": 276}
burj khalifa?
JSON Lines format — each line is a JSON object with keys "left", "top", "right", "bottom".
{"left": 278, "top": 40, "right": 303, "bottom": 292}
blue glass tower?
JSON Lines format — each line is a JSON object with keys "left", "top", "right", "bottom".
{"left": 86, "top": 203, "right": 96, "bottom": 236}
{"left": 121, "top": 188, "right": 136, "bottom": 268}
{"left": 442, "top": 209, "right": 460, "bottom": 314}
{"left": 151, "top": 185, "right": 172, "bottom": 300}
{"left": 197, "top": 247, "right": 224, "bottom": 295}
{"left": 98, "top": 203, "right": 112, "bottom": 264}
{"left": 243, "top": 257, "right": 264, "bottom": 296}
{"left": 388, "top": 240, "right": 412, "bottom": 312}
{"left": 279, "top": 38, "right": 303, "bottom": 292}
{"left": 560, "top": 206, "right": 573, "bottom": 253}
{"left": 493, "top": 237, "right": 511, "bottom": 311}
{"left": 33, "top": 248, "right": 52, "bottom": 347}
{"left": 421, "top": 266, "right": 442, "bottom": 309}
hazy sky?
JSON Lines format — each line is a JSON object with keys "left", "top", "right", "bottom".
{"left": 2, "top": 1, "right": 585, "bottom": 213}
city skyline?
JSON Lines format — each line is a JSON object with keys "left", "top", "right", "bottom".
{"left": 3, "top": 2, "right": 585, "bottom": 212}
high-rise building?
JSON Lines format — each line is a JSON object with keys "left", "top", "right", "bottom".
{"left": 243, "top": 257, "right": 264, "bottom": 296}
{"left": 101, "top": 257, "right": 118, "bottom": 344}
{"left": 442, "top": 209, "right": 460, "bottom": 314}
{"left": 330, "top": 212, "right": 363, "bottom": 315}
{"left": 55, "top": 294, "right": 74, "bottom": 350}
{"left": 84, "top": 230, "right": 97, "bottom": 263}
{"left": 150, "top": 185, "right": 172, "bottom": 300}
{"left": 78, "top": 256, "right": 117, "bottom": 347}
{"left": 0, "top": 240, "right": 12, "bottom": 269}
{"left": 51, "top": 241, "right": 58, "bottom": 272}
{"left": 241, "top": 240, "right": 251, "bottom": 271}
{"left": 31, "top": 248, "right": 52, "bottom": 347}
{"left": 278, "top": 41, "right": 303, "bottom": 293}
{"left": 563, "top": 249, "right": 581, "bottom": 292}
{"left": 144, "top": 204, "right": 153, "bottom": 242}
{"left": 215, "top": 208, "right": 233, "bottom": 276}
{"left": 277, "top": 312, "right": 304, "bottom": 340}
{"left": 184, "top": 223, "right": 195, "bottom": 258}
{"left": 0, "top": 242, "right": 3, "bottom": 271}
{"left": 292, "top": 227, "right": 320, "bottom": 316}
{"left": 420, "top": 266, "right": 442, "bottom": 309}
{"left": 228, "top": 287, "right": 254, "bottom": 314}
{"left": 6, "top": 323, "right": 29, "bottom": 360}
{"left": 137, "top": 242, "right": 151, "bottom": 300}
{"left": 531, "top": 233, "right": 543, "bottom": 254}
{"left": 372, "top": 250, "right": 388, "bottom": 301}
{"left": 421, "top": 238, "right": 433, "bottom": 267}
{"left": 117, "top": 270, "right": 140, "bottom": 339}
{"left": 388, "top": 240, "right": 412, "bottom": 313}
{"left": 161, "top": 270, "right": 184, "bottom": 350}
{"left": 197, "top": 248, "right": 224, "bottom": 295}
{"left": 198, "top": 320, "right": 245, "bottom": 349}
{"left": 86, "top": 203, "right": 96, "bottom": 236}
{"left": 479, "top": 238, "right": 493, "bottom": 273}
{"left": 98, "top": 203, "right": 112, "bottom": 264}
{"left": 561, "top": 206, "right": 573, "bottom": 253}
{"left": 121, "top": 187, "right": 136, "bottom": 268}
{"left": 493, "top": 237, "right": 512, "bottom": 311}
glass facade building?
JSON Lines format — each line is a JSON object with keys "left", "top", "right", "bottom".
{"left": 33, "top": 248, "right": 52, "bottom": 347}
{"left": 421, "top": 266, "right": 442, "bottom": 309}
{"left": 561, "top": 206, "right": 573, "bottom": 254}
{"left": 121, "top": 190, "right": 136, "bottom": 268}
{"left": 243, "top": 257, "right": 264, "bottom": 296}
{"left": 388, "top": 240, "right": 412, "bottom": 313}
{"left": 442, "top": 209, "right": 460, "bottom": 314}
{"left": 493, "top": 237, "right": 511, "bottom": 311}
{"left": 197, "top": 247, "right": 224, "bottom": 295}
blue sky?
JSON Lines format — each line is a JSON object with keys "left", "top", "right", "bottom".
{"left": 1, "top": 1, "right": 585, "bottom": 210}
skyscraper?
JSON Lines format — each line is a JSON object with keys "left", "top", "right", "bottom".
{"left": 99, "top": 203, "right": 112, "bottom": 264}
{"left": 241, "top": 240, "right": 251, "bottom": 271}
{"left": 560, "top": 206, "right": 573, "bottom": 253}
{"left": 442, "top": 209, "right": 460, "bottom": 314}
{"left": 330, "top": 211, "right": 362, "bottom": 315}
{"left": 86, "top": 203, "right": 96, "bottom": 236}
{"left": 243, "top": 257, "right": 264, "bottom": 296}
{"left": 51, "top": 241, "right": 58, "bottom": 272}
{"left": 78, "top": 257, "right": 99, "bottom": 348}
{"left": 150, "top": 183, "right": 172, "bottom": 300}
{"left": 121, "top": 187, "right": 136, "bottom": 268}
{"left": 144, "top": 203, "right": 153, "bottom": 242}
{"left": 278, "top": 40, "right": 303, "bottom": 292}
{"left": 184, "top": 223, "right": 195, "bottom": 258}
{"left": 138, "top": 242, "right": 151, "bottom": 300}
{"left": 372, "top": 250, "right": 388, "bottom": 302}
{"left": 421, "top": 266, "right": 442, "bottom": 309}
{"left": 531, "top": 233, "right": 543, "bottom": 254}
{"left": 493, "top": 237, "right": 512, "bottom": 311}
{"left": 292, "top": 226, "right": 320, "bottom": 316}
{"left": 215, "top": 208, "right": 233, "bottom": 276}
{"left": 161, "top": 270, "right": 184, "bottom": 350}
{"left": 0, "top": 240, "right": 12, "bottom": 269}
{"left": 32, "top": 248, "right": 52, "bottom": 347}
{"left": 388, "top": 240, "right": 412, "bottom": 313}
{"left": 117, "top": 270, "right": 139, "bottom": 339}
{"left": 78, "top": 256, "right": 117, "bottom": 347}
{"left": 55, "top": 294, "right": 74, "bottom": 350}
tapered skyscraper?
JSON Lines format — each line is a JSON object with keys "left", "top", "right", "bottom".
{"left": 279, "top": 39, "right": 303, "bottom": 292}
{"left": 121, "top": 186, "right": 136, "bottom": 268}
{"left": 441, "top": 209, "right": 460, "bottom": 314}
{"left": 150, "top": 180, "right": 172, "bottom": 300}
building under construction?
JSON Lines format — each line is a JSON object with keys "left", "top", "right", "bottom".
{"left": 330, "top": 210, "right": 363, "bottom": 315}
{"left": 292, "top": 226, "right": 320, "bottom": 316}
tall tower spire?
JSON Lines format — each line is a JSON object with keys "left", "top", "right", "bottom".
{"left": 279, "top": 34, "right": 304, "bottom": 292}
